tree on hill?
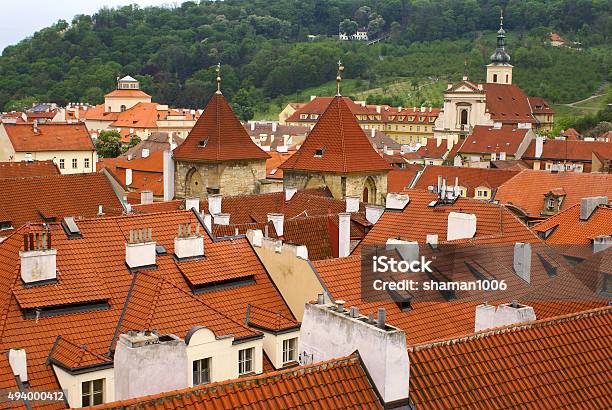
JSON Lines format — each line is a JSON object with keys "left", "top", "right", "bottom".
{"left": 339, "top": 19, "right": 358, "bottom": 37}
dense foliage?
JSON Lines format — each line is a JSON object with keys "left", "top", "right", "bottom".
{"left": 0, "top": 0, "right": 610, "bottom": 112}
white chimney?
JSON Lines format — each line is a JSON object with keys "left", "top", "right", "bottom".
{"left": 174, "top": 223, "right": 204, "bottom": 259}
{"left": 284, "top": 186, "right": 297, "bottom": 201}
{"left": 365, "top": 204, "right": 384, "bottom": 224}
{"left": 140, "top": 190, "right": 153, "bottom": 205}
{"left": 203, "top": 213, "right": 212, "bottom": 232}
{"left": 446, "top": 212, "right": 477, "bottom": 241}
{"left": 426, "top": 234, "right": 438, "bottom": 247}
{"left": 8, "top": 349, "right": 27, "bottom": 382}
{"left": 20, "top": 231, "right": 56, "bottom": 284}
{"left": 125, "top": 228, "right": 156, "bottom": 268}
{"left": 345, "top": 196, "right": 360, "bottom": 213}
{"left": 338, "top": 212, "right": 351, "bottom": 257}
{"left": 250, "top": 121, "right": 255, "bottom": 131}
{"left": 535, "top": 136, "right": 545, "bottom": 158}
{"left": 513, "top": 242, "right": 531, "bottom": 283}
{"left": 185, "top": 197, "right": 200, "bottom": 212}
{"left": 376, "top": 105, "right": 381, "bottom": 114}
{"left": 371, "top": 128, "right": 375, "bottom": 138}
{"left": 114, "top": 331, "right": 187, "bottom": 400}
{"left": 593, "top": 235, "right": 612, "bottom": 253}
{"left": 580, "top": 196, "right": 608, "bottom": 220}
{"left": 142, "top": 148, "right": 150, "bottom": 158}
{"left": 213, "top": 213, "right": 230, "bottom": 226}
{"left": 386, "top": 238, "right": 419, "bottom": 262}
{"left": 475, "top": 301, "right": 536, "bottom": 332}
{"left": 385, "top": 193, "right": 410, "bottom": 210}
{"left": 299, "top": 303, "right": 409, "bottom": 405}
{"left": 208, "top": 194, "right": 222, "bottom": 215}
{"left": 267, "top": 213, "right": 284, "bottom": 237}
{"left": 272, "top": 122, "right": 277, "bottom": 132}
{"left": 125, "top": 168, "right": 133, "bottom": 186}
{"left": 246, "top": 229, "right": 264, "bottom": 247}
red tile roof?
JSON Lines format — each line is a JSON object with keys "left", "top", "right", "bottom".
{"left": 3, "top": 123, "right": 95, "bottom": 152}
{"left": 413, "top": 165, "right": 519, "bottom": 197}
{"left": 0, "top": 160, "right": 59, "bottom": 179}
{"left": 104, "top": 89, "right": 151, "bottom": 98}
{"left": 386, "top": 166, "right": 422, "bottom": 192}
{"left": 562, "top": 128, "right": 581, "bottom": 139}
{"left": 532, "top": 203, "right": 612, "bottom": 244}
{"left": 523, "top": 139, "right": 612, "bottom": 162}
{"left": 413, "top": 138, "right": 449, "bottom": 160}
{"left": 266, "top": 151, "right": 295, "bottom": 179}
{"left": 457, "top": 125, "right": 530, "bottom": 155}
{"left": 173, "top": 94, "right": 269, "bottom": 162}
{"left": 82, "top": 104, "right": 120, "bottom": 122}
{"left": 495, "top": 170, "right": 612, "bottom": 218}
{"left": 528, "top": 96, "right": 554, "bottom": 114}
{"left": 0, "top": 173, "right": 124, "bottom": 229}
{"left": 285, "top": 96, "right": 369, "bottom": 122}
{"left": 110, "top": 102, "right": 158, "bottom": 129}
{"left": 280, "top": 97, "right": 391, "bottom": 173}
{"left": 550, "top": 32, "right": 565, "bottom": 42}
{"left": 361, "top": 189, "right": 538, "bottom": 245}
{"left": 0, "top": 210, "right": 297, "bottom": 398}
{"left": 409, "top": 307, "right": 611, "bottom": 409}
{"left": 92, "top": 353, "right": 382, "bottom": 410}
{"left": 482, "top": 83, "right": 535, "bottom": 124}
{"left": 48, "top": 336, "right": 113, "bottom": 372}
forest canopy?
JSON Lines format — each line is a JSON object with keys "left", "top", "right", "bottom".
{"left": 0, "top": 0, "right": 610, "bottom": 112}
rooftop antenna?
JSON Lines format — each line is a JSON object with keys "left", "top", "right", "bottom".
{"left": 336, "top": 60, "right": 344, "bottom": 96}
{"left": 215, "top": 62, "right": 222, "bottom": 94}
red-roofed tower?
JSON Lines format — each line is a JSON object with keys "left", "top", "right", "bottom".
{"left": 281, "top": 67, "right": 390, "bottom": 204}
{"left": 173, "top": 66, "right": 269, "bottom": 198}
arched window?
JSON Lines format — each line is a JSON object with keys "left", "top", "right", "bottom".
{"left": 460, "top": 109, "right": 468, "bottom": 125}
{"left": 493, "top": 74, "right": 498, "bottom": 83}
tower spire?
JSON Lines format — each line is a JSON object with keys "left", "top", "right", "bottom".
{"left": 462, "top": 59, "right": 469, "bottom": 81}
{"left": 215, "top": 63, "right": 222, "bottom": 94}
{"left": 336, "top": 60, "right": 344, "bottom": 96}
{"left": 490, "top": 10, "right": 510, "bottom": 64}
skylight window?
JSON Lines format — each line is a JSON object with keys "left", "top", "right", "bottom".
{"left": 314, "top": 147, "right": 325, "bottom": 157}
{"left": 199, "top": 138, "right": 208, "bottom": 147}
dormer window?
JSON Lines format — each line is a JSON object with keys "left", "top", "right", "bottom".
{"left": 199, "top": 138, "right": 208, "bottom": 147}
{"left": 314, "top": 147, "right": 325, "bottom": 157}
{"left": 546, "top": 197, "right": 556, "bottom": 211}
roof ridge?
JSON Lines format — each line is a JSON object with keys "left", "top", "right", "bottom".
{"left": 411, "top": 306, "right": 612, "bottom": 352}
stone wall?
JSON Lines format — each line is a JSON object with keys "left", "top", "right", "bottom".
{"left": 174, "top": 159, "right": 266, "bottom": 198}
{"left": 283, "top": 170, "right": 388, "bottom": 205}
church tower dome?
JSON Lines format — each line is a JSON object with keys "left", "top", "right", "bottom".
{"left": 486, "top": 11, "right": 513, "bottom": 84}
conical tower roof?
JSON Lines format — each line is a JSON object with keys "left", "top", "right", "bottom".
{"left": 281, "top": 96, "right": 390, "bottom": 173}
{"left": 173, "top": 93, "right": 269, "bottom": 162}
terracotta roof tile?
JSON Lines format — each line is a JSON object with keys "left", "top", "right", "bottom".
{"left": 0, "top": 160, "right": 59, "bottom": 179}
{"left": 386, "top": 166, "right": 422, "bottom": 192}
{"left": 110, "top": 102, "right": 158, "bottom": 129}
{"left": 458, "top": 125, "right": 530, "bottom": 155}
{"left": 532, "top": 203, "right": 612, "bottom": 244}
{"left": 2, "top": 123, "right": 95, "bottom": 152}
{"left": 414, "top": 165, "right": 519, "bottom": 197}
{"left": 92, "top": 353, "right": 382, "bottom": 410}
{"left": 48, "top": 335, "right": 112, "bottom": 372}
{"left": 0, "top": 173, "right": 124, "bottom": 229}
{"left": 104, "top": 89, "right": 151, "bottom": 98}
{"left": 0, "top": 210, "right": 296, "bottom": 396}
{"left": 523, "top": 139, "right": 612, "bottom": 162}
{"left": 482, "top": 83, "right": 535, "bottom": 124}
{"left": 82, "top": 104, "right": 120, "bottom": 122}
{"left": 495, "top": 170, "right": 612, "bottom": 218}
{"left": 281, "top": 97, "right": 391, "bottom": 173}
{"left": 409, "top": 307, "right": 612, "bottom": 409}
{"left": 173, "top": 94, "right": 269, "bottom": 162}
{"left": 285, "top": 96, "right": 369, "bottom": 122}
{"left": 528, "top": 96, "right": 554, "bottom": 114}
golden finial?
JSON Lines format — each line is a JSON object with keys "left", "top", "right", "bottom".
{"left": 336, "top": 60, "right": 344, "bottom": 96}
{"left": 215, "top": 62, "right": 222, "bottom": 94}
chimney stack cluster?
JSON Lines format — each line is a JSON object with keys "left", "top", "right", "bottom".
{"left": 174, "top": 223, "right": 204, "bottom": 260}
{"left": 125, "top": 228, "right": 156, "bottom": 269}
{"left": 20, "top": 230, "right": 57, "bottom": 284}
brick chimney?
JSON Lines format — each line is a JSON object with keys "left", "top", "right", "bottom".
{"left": 475, "top": 301, "right": 536, "bottom": 332}
{"left": 125, "top": 228, "right": 156, "bottom": 268}
{"left": 446, "top": 212, "right": 476, "bottom": 241}
{"left": 300, "top": 302, "right": 410, "bottom": 405}
{"left": 174, "top": 223, "right": 204, "bottom": 260}
{"left": 267, "top": 213, "right": 284, "bottom": 237}
{"left": 20, "top": 231, "right": 56, "bottom": 284}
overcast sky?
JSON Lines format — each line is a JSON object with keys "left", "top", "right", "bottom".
{"left": 1, "top": 0, "right": 177, "bottom": 52}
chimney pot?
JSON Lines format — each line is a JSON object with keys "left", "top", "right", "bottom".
{"left": 349, "top": 306, "right": 359, "bottom": 318}
{"left": 335, "top": 300, "right": 346, "bottom": 312}
{"left": 140, "top": 190, "right": 153, "bottom": 205}
{"left": 377, "top": 307, "right": 386, "bottom": 329}
{"left": 317, "top": 294, "right": 325, "bottom": 305}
